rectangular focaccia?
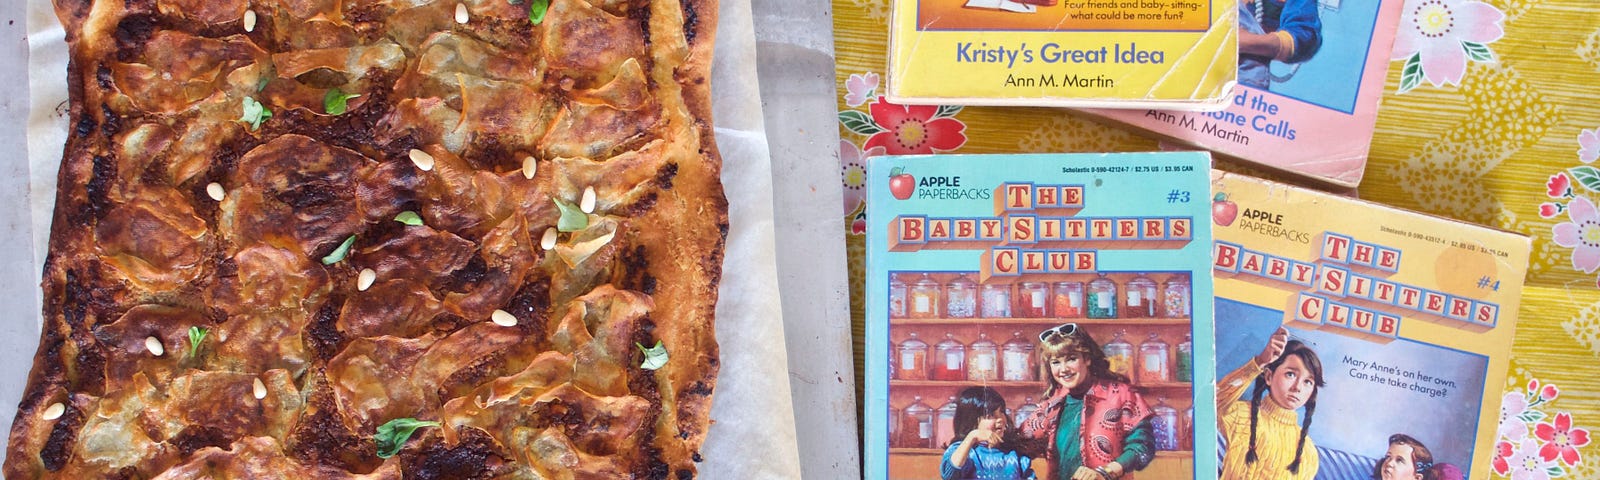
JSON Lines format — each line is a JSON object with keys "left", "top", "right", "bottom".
{"left": 6, "top": 0, "right": 726, "bottom": 477}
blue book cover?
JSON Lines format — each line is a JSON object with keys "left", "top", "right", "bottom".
{"left": 865, "top": 152, "right": 1218, "bottom": 480}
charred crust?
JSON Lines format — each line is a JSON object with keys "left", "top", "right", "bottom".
{"left": 99, "top": 104, "right": 121, "bottom": 138}
{"left": 654, "top": 162, "right": 677, "bottom": 189}
{"left": 305, "top": 296, "right": 347, "bottom": 361}
{"left": 113, "top": 14, "right": 157, "bottom": 63}
{"left": 168, "top": 425, "right": 233, "bottom": 457}
{"left": 39, "top": 402, "right": 81, "bottom": 471}
{"left": 503, "top": 277, "right": 551, "bottom": 342}
{"left": 443, "top": 254, "right": 490, "bottom": 293}
{"left": 399, "top": 427, "right": 505, "bottom": 480}
{"left": 680, "top": 0, "right": 699, "bottom": 45}
{"left": 70, "top": 342, "right": 106, "bottom": 396}
{"left": 290, "top": 376, "right": 378, "bottom": 472}
{"left": 94, "top": 64, "right": 112, "bottom": 90}
{"left": 85, "top": 154, "right": 116, "bottom": 220}
{"left": 73, "top": 116, "right": 96, "bottom": 139}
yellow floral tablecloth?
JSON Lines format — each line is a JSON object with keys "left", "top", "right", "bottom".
{"left": 834, "top": 0, "right": 1600, "bottom": 477}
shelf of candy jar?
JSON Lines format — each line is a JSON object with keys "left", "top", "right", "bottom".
{"left": 888, "top": 271, "right": 1193, "bottom": 321}
{"left": 884, "top": 271, "right": 1196, "bottom": 455}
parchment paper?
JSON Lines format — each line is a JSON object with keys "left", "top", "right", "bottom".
{"left": 10, "top": 0, "right": 802, "bottom": 477}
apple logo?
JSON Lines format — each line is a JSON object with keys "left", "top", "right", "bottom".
{"left": 1212, "top": 192, "right": 1237, "bottom": 226}
{"left": 889, "top": 167, "right": 915, "bottom": 200}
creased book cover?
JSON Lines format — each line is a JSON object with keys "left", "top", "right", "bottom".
{"left": 886, "top": 0, "right": 1238, "bottom": 108}
{"left": 1207, "top": 170, "right": 1531, "bottom": 480}
{"left": 1090, "top": 0, "right": 1406, "bottom": 188}
{"left": 864, "top": 152, "right": 1218, "bottom": 479}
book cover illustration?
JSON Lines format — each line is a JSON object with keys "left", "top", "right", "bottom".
{"left": 1207, "top": 170, "right": 1531, "bottom": 480}
{"left": 886, "top": 0, "right": 1238, "bottom": 108}
{"left": 1091, "top": 0, "right": 1407, "bottom": 188}
{"left": 864, "top": 152, "right": 1218, "bottom": 479}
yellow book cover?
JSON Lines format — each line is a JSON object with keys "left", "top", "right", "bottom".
{"left": 1208, "top": 170, "right": 1530, "bottom": 480}
{"left": 887, "top": 0, "right": 1239, "bottom": 108}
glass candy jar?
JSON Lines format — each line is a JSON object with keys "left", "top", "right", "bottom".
{"left": 1017, "top": 282, "right": 1051, "bottom": 317}
{"left": 968, "top": 333, "right": 999, "bottom": 381}
{"left": 932, "top": 333, "right": 967, "bottom": 381}
{"left": 903, "top": 396, "right": 935, "bottom": 448}
{"left": 980, "top": 283, "right": 1012, "bottom": 318}
{"left": 895, "top": 332, "right": 929, "bottom": 380}
{"left": 889, "top": 275, "right": 908, "bottom": 318}
{"left": 1001, "top": 331, "right": 1035, "bottom": 382}
{"left": 1162, "top": 275, "right": 1191, "bottom": 318}
{"left": 1125, "top": 273, "right": 1158, "bottom": 318}
{"left": 935, "top": 397, "right": 959, "bottom": 447}
{"left": 1151, "top": 397, "right": 1181, "bottom": 451}
{"left": 946, "top": 274, "right": 978, "bottom": 318}
{"left": 1052, "top": 281, "right": 1085, "bottom": 318}
{"left": 909, "top": 273, "right": 941, "bottom": 318}
{"left": 888, "top": 405, "right": 900, "bottom": 447}
{"left": 1138, "top": 333, "right": 1172, "bottom": 384}
{"left": 1177, "top": 332, "right": 1194, "bottom": 383}
{"left": 1103, "top": 330, "right": 1134, "bottom": 378}
{"left": 1013, "top": 396, "right": 1039, "bottom": 426}
{"left": 1087, "top": 274, "right": 1118, "bottom": 319}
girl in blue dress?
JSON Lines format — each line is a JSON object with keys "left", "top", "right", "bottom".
{"left": 941, "top": 386, "right": 1038, "bottom": 480}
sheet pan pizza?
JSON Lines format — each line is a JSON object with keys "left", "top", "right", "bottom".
{"left": 6, "top": 0, "right": 726, "bottom": 477}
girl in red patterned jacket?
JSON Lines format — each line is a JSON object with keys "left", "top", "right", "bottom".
{"left": 1018, "top": 324, "right": 1155, "bottom": 480}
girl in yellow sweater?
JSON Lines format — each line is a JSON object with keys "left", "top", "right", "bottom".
{"left": 1217, "top": 327, "right": 1325, "bottom": 480}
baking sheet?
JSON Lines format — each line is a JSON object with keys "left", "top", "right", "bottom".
{"left": 11, "top": 0, "right": 802, "bottom": 477}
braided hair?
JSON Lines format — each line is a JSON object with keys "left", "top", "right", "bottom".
{"left": 1243, "top": 339, "right": 1325, "bottom": 474}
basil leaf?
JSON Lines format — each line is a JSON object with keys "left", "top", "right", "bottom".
{"left": 187, "top": 326, "right": 209, "bottom": 359}
{"left": 324, "top": 88, "right": 361, "bottom": 116}
{"left": 553, "top": 198, "right": 588, "bottom": 232}
{"left": 374, "top": 418, "right": 440, "bottom": 458}
{"left": 321, "top": 235, "right": 356, "bottom": 265}
{"left": 240, "top": 97, "right": 272, "bottom": 131}
{"left": 528, "top": 0, "right": 549, "bottom": 24}
{"left": 394, "top": 211, "right": 424, "bottom": 226}
{"left": 637, "top": 341, "right": 668, "bottom": 370}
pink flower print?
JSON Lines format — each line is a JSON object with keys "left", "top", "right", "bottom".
{"left": 1552, "top": 196, "right": 1600, "bottom": 273}
{"left": 1535, "top": 412, "right": 1591, "bottom": 466}
{"left": 1548, "top": 173, "right": 1572, "bottom": 198}
{"left": 1508, "top": 438, "right": 1555, "bottom": 480}
{"left": 1391, "top": 0, "right": 1505, "bottom": 87}
{"left": 1580, "top": 128, "right": 1599, "bottom": 164}
{"left": 844, "top": 73, "right": 880, "bottom": 108}
{"left": 1493, "top": 440, "right": 1515, "bottom": 476}
{"left": 839, "top": 139, "right": 884, "bottom": 217}
{"left": 863, "top": 97, "right": 968, "bottom": 156}
{"left": 1540, "top": 203, "right": 1562, "bottom": 219}
{"left": 1541, "top": 384, "right": 1560, "bottom": 402}
{"left": 1501, "top": 391, "right": 1530, "bottom": 441}
{"left": 1529, "top": 378, "right": 1540, "bottom": 394}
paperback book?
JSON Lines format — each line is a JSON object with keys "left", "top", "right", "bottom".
{"left": 886, "top": 0, "right": 1238, "bottom": 108}
{"left": 1207, "top": 170, "right": 1531, "bottom": 480}
{"left": 1090, "top": 0, "right": 1407, "bottom": 188}
{"left": 865, "top": 152, "right": 1219, "bottom": 479}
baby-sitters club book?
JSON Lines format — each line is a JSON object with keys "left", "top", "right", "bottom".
{"left": 864, "top": 152, "right": 1219, "bottom": 479}
{"left": 1089, "top": 0, "right": 1407, "bottom": 188}
{"left": 1208, "top": 171, "right": 1530, "bottom": 480}
{"left": 886, "top": 0, "right": 1238, "bottom": 108}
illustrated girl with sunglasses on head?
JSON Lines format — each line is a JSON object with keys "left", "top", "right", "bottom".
{"left": 1016, "top": 323, "right": 1155, "bottom": 480}
{"left": 940, "top": 386, "right": 1038, "bottom": 480}
{"left": 1217, "top": 326, "right": 1325, "bottom": 480}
